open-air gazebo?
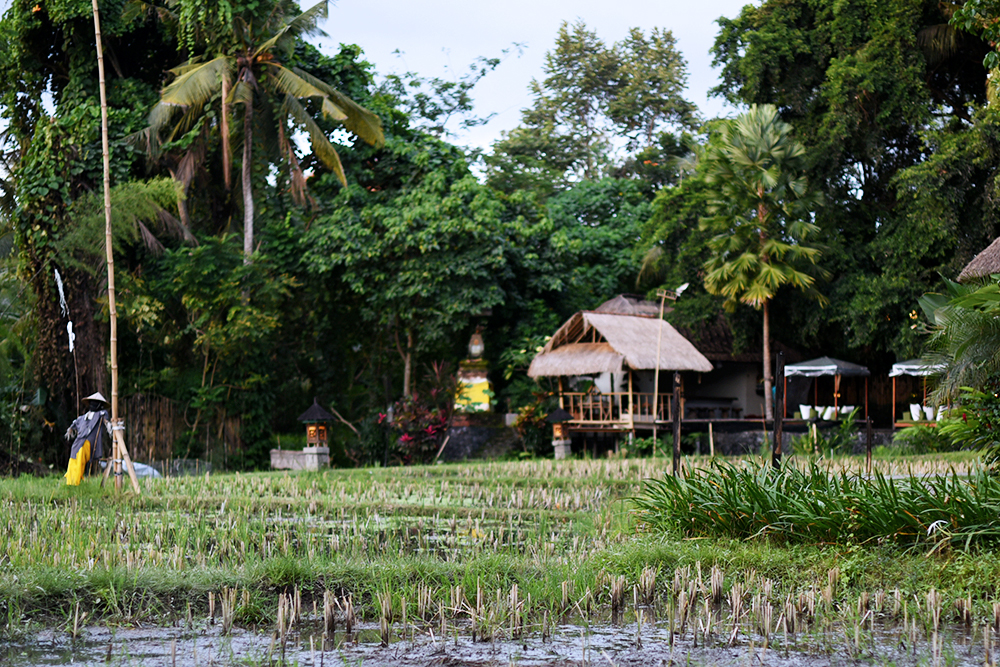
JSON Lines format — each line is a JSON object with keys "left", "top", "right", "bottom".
{"left": 889, "top": 359, "right": 945, "bottom": 426}
{"left": 528, "top": 309, "right": 712, "bottom": 433}
{"left": 783, "top": 356, "right": 871, "bottom": 421}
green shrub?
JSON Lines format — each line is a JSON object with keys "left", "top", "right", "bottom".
{"left": 936, "top": 386, "right": 1000, "bottom": 468}
{"left": 512, "top": 396, "right": 554, "bottom": 457}
{"left": 891, "top": 424, "right": 957, "bottom": 454}
{"left": 791, "top": 409, "right": 860, "bottom": 457}
{"left": 626, "top": 436, "right": 657, "bottom": 457}
{"left": 632, "top": 459, "right": 1000, "bottom": 548}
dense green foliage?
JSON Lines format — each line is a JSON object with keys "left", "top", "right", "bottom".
{"left": 485, "top": 20, "right": 694, "bottom": 196}
{"left": 710, "top": 0, "right": 993, "bottom": 367}
{"left": 0, "top": 0, "right": 177, "bottom": 467}
{"left": 633, "top": 459, "right": 1000, "bottom": 547}
{"left": 1, "top": 0, "right": 1000, "bottom": 469}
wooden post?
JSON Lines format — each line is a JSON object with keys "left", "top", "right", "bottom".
{"left": 892, "top": 376, "right": 897, "bottom": 430}
{"left": 865, "top": 376, "right": 873, "bottom": 474}
{"left": 627, "top": 369, "right": 635, "bottom": 438}
{"left": 652, "top": 293, "right": 667, "bottom": 445}
{"left": 672, "top": 372, "right": 681, "bottom": 476}
{"left": 783, "top": 375, "right": 787, "bottom": 417}
{"left": 866, "top": 417, "right": 873, "bottom": 476}
{"left": 773, "top": 351, "right": 784, "bottom": 468}
{"left": 708, "top": 422, "right": 715, "bottom": 457}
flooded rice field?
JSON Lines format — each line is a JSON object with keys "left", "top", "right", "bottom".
{"left": 4, "top": 455, "right": 999, "bottom": 666}
{"left": 5, "top": 614, "right": 997, "bottom": 666}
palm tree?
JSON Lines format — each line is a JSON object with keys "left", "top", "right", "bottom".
{"left": 701, "top": 104, "right": 826, "bottom": 420}
{"left": 148, "top": 0, "right": 384, "bottom": 264}
{"left": 919, "top": 277, "right": 1000, "bottom": 402}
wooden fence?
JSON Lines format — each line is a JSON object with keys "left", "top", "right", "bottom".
{"left": 122, "top": 394, "right": 242, "bottom": 463}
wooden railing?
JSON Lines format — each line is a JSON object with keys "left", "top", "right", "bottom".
{"left": 561, "top": 392, "right": 676, "bottom": 424}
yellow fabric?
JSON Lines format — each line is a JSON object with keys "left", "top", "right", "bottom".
{"left": 456, "top": 380, "right": 492, "bottom": 410}
{"left": 64, "top": 439, "right": 92, "bottom": 486}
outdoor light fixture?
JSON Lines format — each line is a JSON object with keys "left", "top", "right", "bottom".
{"left": 546, "top": 407, "right": 573, "bottom": 441}
{"left": 297, "top": 398, "right": 334, "bottom": 446}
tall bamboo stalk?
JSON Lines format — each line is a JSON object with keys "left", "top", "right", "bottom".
{"left": 652, "top": 292, "right": 666, "bottom": 446}
{"left": 91, "top": 0, "right": 120, "bottom": 489}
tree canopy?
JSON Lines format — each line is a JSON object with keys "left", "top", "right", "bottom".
{"left": 485, "top": 20, "right": 695, "bottom": 196}
{"left": 1, "top": 0, "right": 999, "bottom": 470}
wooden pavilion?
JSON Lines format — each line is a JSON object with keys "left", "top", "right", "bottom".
{"left": 528, "top": 302, "right": 712, "bottom": 433}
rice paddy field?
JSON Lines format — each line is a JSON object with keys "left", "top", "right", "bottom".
{"left": 4, "top": 451, "right": 1000, "bottom": 666}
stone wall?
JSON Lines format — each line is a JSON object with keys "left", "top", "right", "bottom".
{"left": 269, "top": 447, "right": 330, "bottom": 471}
{"left": 442, "top": 413, "right": 520, "bottom": 461}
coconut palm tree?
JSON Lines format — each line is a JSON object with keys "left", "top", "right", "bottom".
{"left": 148, "top": 0, "right": 384, "bottom": 264}
{"left": 700, "top": 104, "right": 826, "bottom": 420}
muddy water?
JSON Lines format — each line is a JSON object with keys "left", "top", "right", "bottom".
{"left": 2, "top": 618, "right": 992, "bottom": 666}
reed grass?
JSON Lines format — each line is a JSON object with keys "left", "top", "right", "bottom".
{"left": 632, "top": 458, "right": 1000, "bottom": 547}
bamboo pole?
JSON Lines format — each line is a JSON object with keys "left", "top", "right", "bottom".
{"left": 92, "top": 0, "right": 138, "bottom": 493}
{"left": 671, "top": 372, "right": 681, "bottom": 476}
{"left": 652, "top": 294, "right": 666, "bottom": 445}
{"left": 627, "top": 369, "right": 634, "bottom": 438}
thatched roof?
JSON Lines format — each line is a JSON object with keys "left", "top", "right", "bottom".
{"left": 528, "top": 311, "right": 713, "bottom": 378}
{"left": 593, "top": 294, "right": 666, "bottom": 317}
{"left": 958, "top": 236, "right": 1000, "bottom": 282}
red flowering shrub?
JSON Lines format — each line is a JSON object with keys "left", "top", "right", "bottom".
{"left": 390, "top": 362, "right": 460, "bottom": 464}
{"left": 392, "top": 394, "right": 449, "bottom": 464}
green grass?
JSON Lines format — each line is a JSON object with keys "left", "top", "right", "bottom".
{"left": 3, "top": 454, "right": 1000, "bottom": 638}
{"left": 633, "top": 458, "right": 1000, "bottom": 547}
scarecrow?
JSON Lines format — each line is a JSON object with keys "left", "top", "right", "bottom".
{"left": 64, "top": 392, "right": 111, "bottom": 485}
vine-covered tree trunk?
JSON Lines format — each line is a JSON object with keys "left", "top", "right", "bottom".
{"left": 32, "top": 265, "right": 107, "bottom": 461}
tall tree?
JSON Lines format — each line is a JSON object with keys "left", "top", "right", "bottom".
{"left": 701, "top": 105, "right": 826, "bottom": 419}
{"left": 711, "top": 0, "right": 990, "bottom": 366}
{"left": 148, "top": 0, "right": 383, "bottom": 264}
{"left": 609, "top": 27, "right": 695, "bottom": 151}
{"left": 306, "top": 142, "right": 511, "bottom": 398}
{"left": 0, "top": 0, "right": 179, "bottom": 462}
{"left": 485, "top": 20, "right": 695, "bottom": 194}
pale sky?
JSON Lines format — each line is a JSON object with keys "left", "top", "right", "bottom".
{"left": 318, "top": 0, "right": 753, "bottom": 149}
{"left": 0, "top": 0, "right": 754, "bottom": 149}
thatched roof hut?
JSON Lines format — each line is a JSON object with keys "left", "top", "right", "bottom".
{"left": 528, "top": 310, "right": 712, "bottom": 378}
{"left": 958, "top": 236, "right": 1000, "bottom": 282}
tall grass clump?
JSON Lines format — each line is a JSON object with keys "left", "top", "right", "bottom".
{"left": 632, "top": 459, "right": 1000, "bottom": 548}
